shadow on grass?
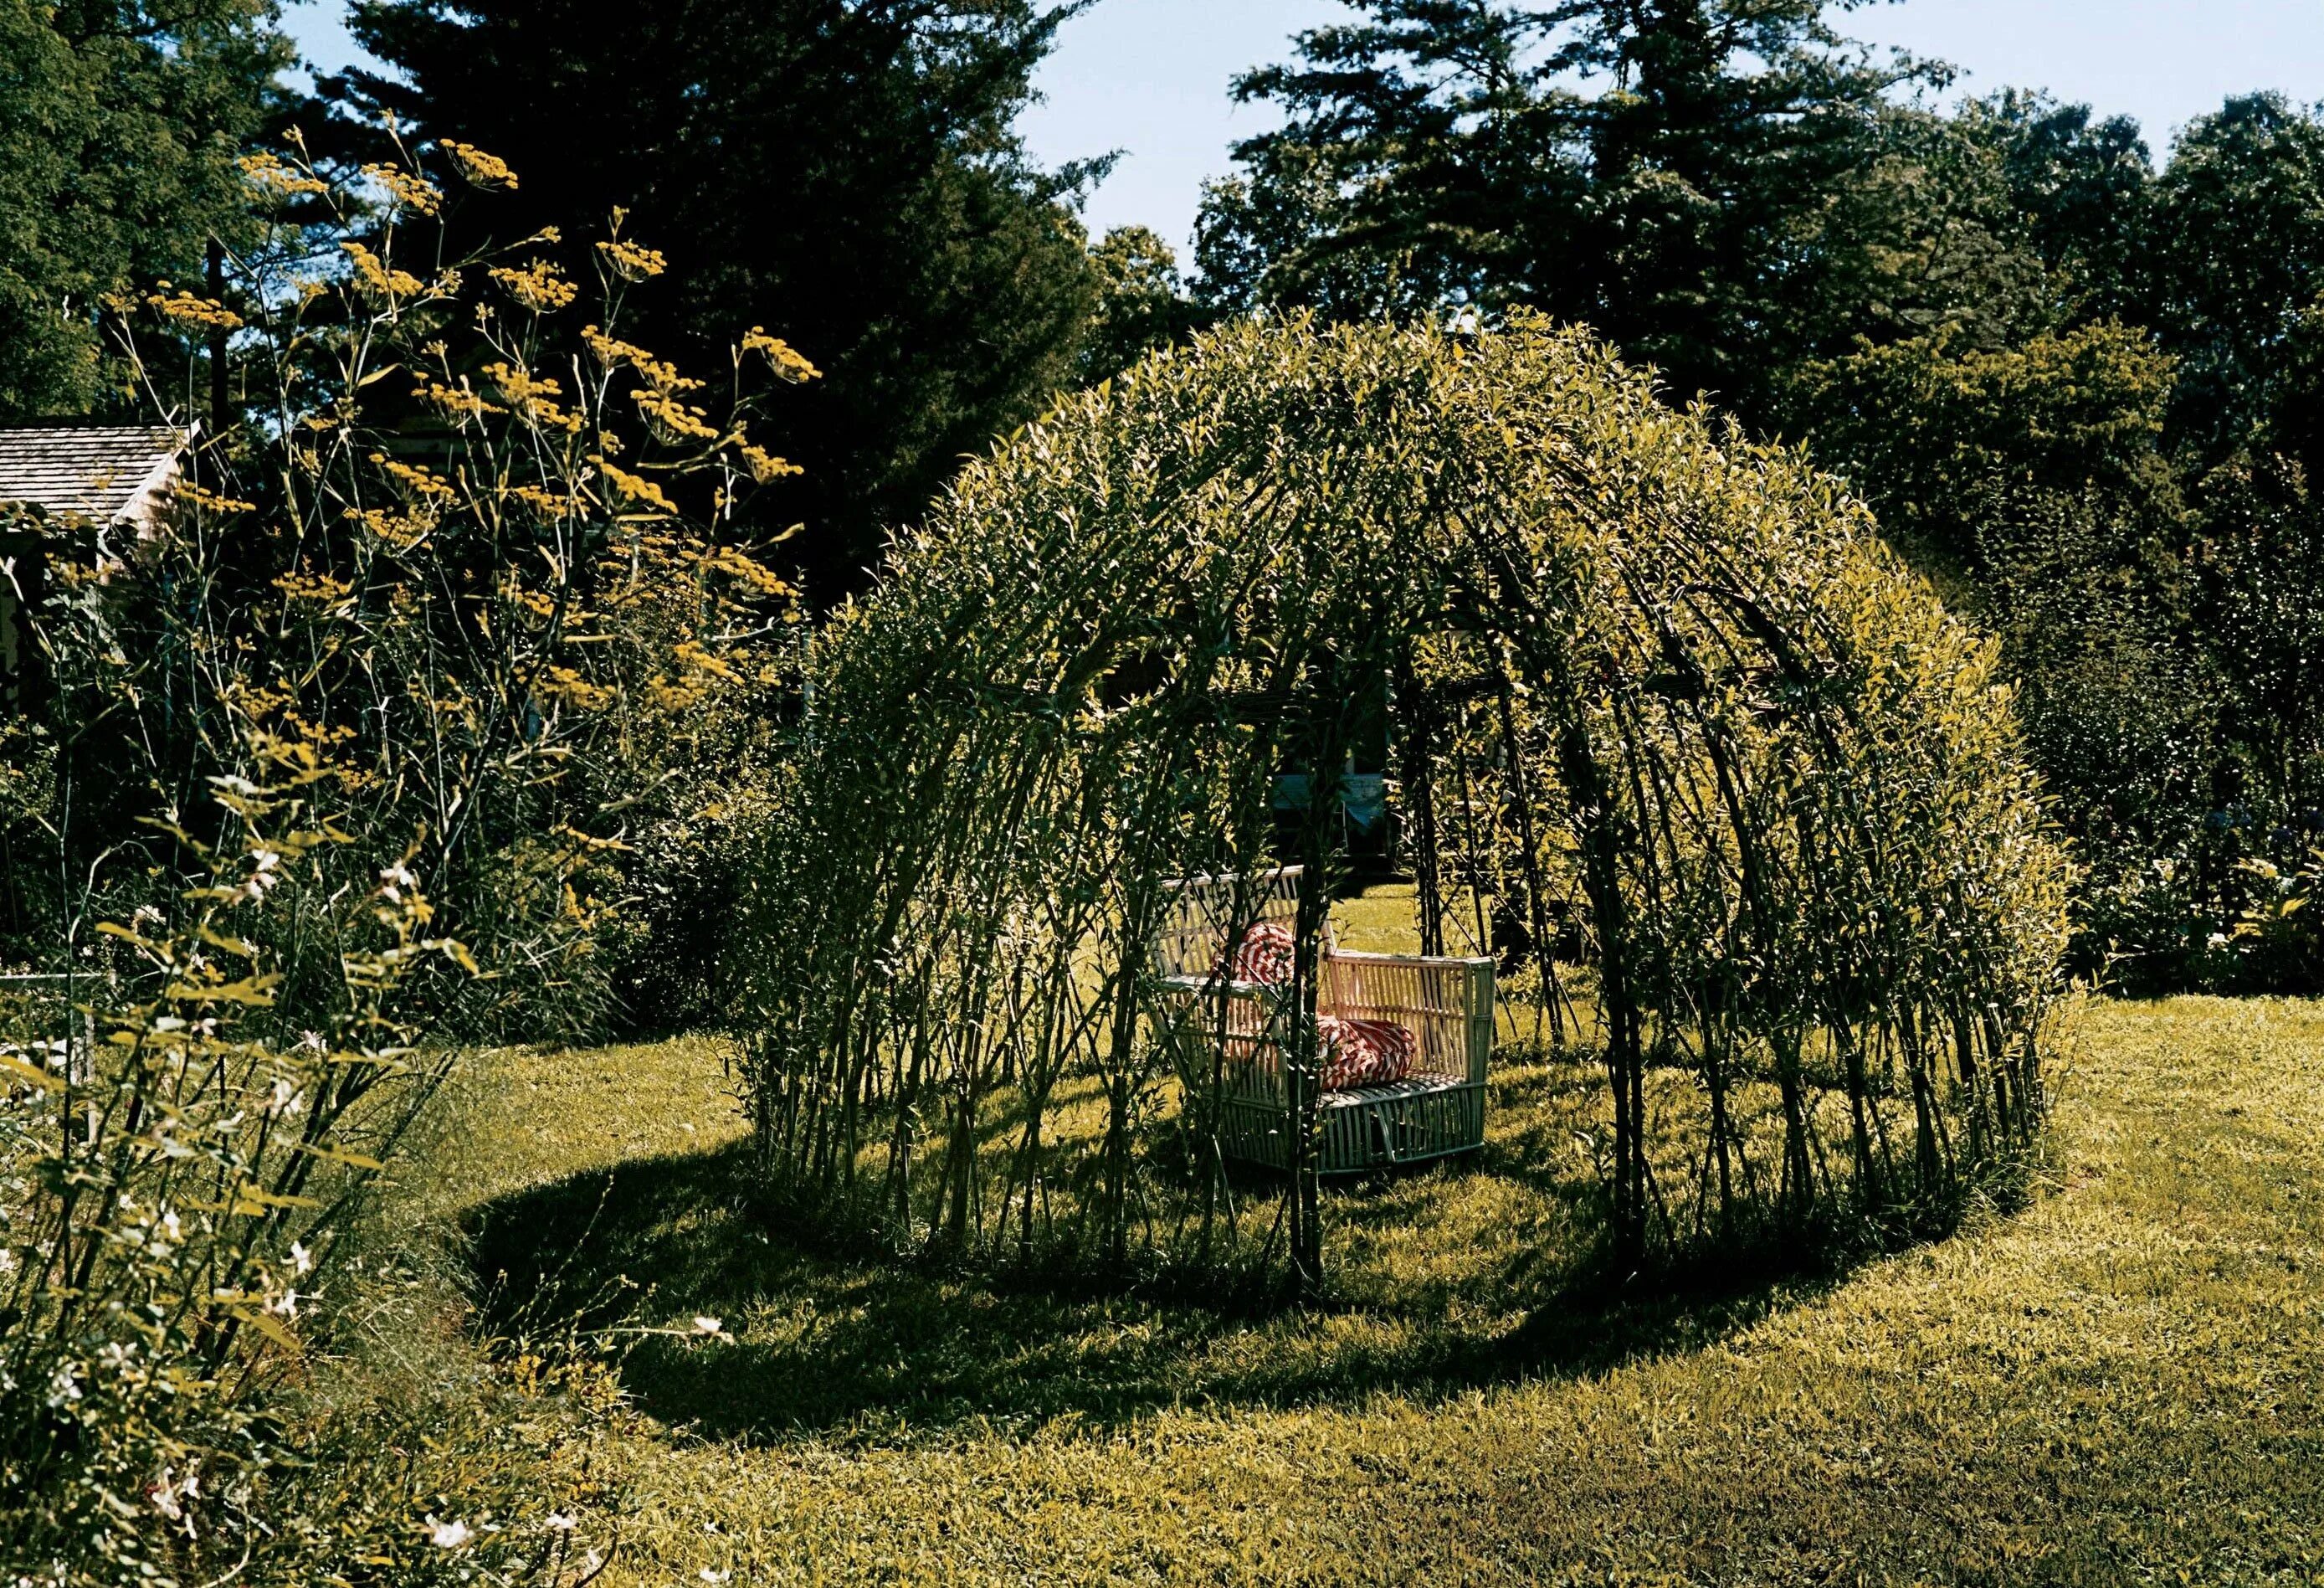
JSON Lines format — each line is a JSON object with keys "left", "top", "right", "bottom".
{"left": 461, "top": 1123, "right": 1847, "bottom": 1443}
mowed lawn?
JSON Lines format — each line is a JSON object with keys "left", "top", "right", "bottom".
{"left": 411, "top": 993, "right": 2324, "bottom": 1585}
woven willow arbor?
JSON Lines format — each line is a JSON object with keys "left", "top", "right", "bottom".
{"left": 735, "top": 316, "right": 2070, "bottom": 1280}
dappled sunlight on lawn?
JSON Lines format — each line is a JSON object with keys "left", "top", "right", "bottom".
{"left": 454, "top": 1050, "right": 1819, "bottom": 1442}
{"left": 422, "top": 998, "right": 2324, "bottom": 1585}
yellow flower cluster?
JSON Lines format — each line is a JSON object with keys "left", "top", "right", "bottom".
{"left": 148, "top": 288, "right": 243, "bottom": 331}
{"left": 346, "top": 506, "right": 437, "bottom": 550}
{"left": 362, "top": 162, "right": 443, "bottom": 218}
{"left": 368, "top": 452, "right": 456, "bottom": 501}
{"left": 239, "top": 151, "right": 328, "bottom": 198}
{"left": 738, "top": 444, "right": 802, "bottom": 484}
{"left": 702, "top": 543, "right": 793, "bottom": 598}
{"left": 490, "top": 260, "right": 577, "bottom": 314}
{"left": 341, "top": 242, "right": 425, "bottom": 301}
{"left": 634, "top": 388, "right": 721, "bottom": 445}
{"left": 177, "top": 482, "right": 256, "bottom": 515}
{"left": 506, "top": 481, "right": 580, "bottom": 520}
{"left": 671, "top": 640, "right": 739, "bottom": 681}
{"left": 596, "top": 239, "right": 667, "bottom": 280}
{"left": 510, "top": 586, "right": 562, "bottom": 620}
{"left": 440, "top": 140, "right": 520, "bottom": 190}
{"left": 593, "top": 457, "right": 675, "bottom": 515}
{"left": 743, "top": 327, "right": 820, "bottom": 384}
{"left": 271, "top": 568, "right": 356, "bottom": 608}
{"left": 213, "top": 695, "right": 364, "bottom": 789}
{"left": 412, "top": 377, "right": 503, "bottom": 427}
{"left": 536, "top": 665, "right": 612, "bottom": 711}
{"left": 581, "top": 326, "right": 700, "bottom": 393}
{"left": 484, "top": 362, "right": 583, "bottom": 434}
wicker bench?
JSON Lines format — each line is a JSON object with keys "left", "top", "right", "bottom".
{"left": 1149, "top": 867, "right": 1495, "bottom": 1174}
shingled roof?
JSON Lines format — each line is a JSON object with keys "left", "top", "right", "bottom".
{"left": 0, "top": 423, "right": 192, "bottom": 530}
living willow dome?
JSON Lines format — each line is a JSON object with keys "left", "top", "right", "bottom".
{"left": 735, "top": 316, "right": 2071, "bottom": 1280}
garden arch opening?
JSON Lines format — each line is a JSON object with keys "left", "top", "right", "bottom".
{"left": 734, "top": 316, "right": 2070, "bottom": 1282}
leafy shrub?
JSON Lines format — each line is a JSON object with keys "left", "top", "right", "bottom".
{"left": 0, "top": 133, "right": 802, "bottom": 1582}
{"left": 0, "top": 771, "right": 631, "bottom": 1583}
{"left": 3, "top": 134, "right": 808, "bottom": 1039}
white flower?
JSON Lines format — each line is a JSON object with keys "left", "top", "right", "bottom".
{"left": 242, "top": 848, "right": 284, "bottom": 900}
{"left": 150, "top": 1472, "right": 183, "bottom": 1521}
{"left": 700, "top": 1570, "right": 731, "bottom": 1584}
{"left": 692, "top": 1315, "right": 723, "bottom": 1335}
{"left": 267, "top": 1288, "right": 300, "bottom": 1319}
{"left": 46, "top": 1363, "right": 81, "bottom": 1406}
{"left": 428, "top": 1518, "right": 473, "bottom": 1549}
{"left": 162, "top": 1210, "right": 182, "bottom": 1242}
{"left": 289, "top": 1241, "right": 312, "bottom": 1275}
{"left": 543, "top": 1512, "right": 579, "bottom": 1533}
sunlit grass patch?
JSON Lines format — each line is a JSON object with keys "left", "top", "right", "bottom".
{"left": 415, "top": 996, "right": 2324, "bottom": 1585}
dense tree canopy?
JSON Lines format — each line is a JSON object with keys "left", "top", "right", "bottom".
{"left": 2140, "top": 95, "right": 2324, "bottom": 461}
{"left": 1193, "top": 0, "right": 1958, "bottom": 409}
{"left": 1188, "top": 0, "right": 2324, "bottom": 987}
{"left": 0, "top": 0, "right": 288, "bottom": 416}
{"left": 1077, "top": 223, "right": 1204, "bottom": 383}
{"left": 328, "top": 0, "right": 1105, "bottom": 592}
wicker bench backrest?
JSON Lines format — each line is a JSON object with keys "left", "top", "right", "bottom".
{"left": 1152, "top": 867, "right": 1321, "bottom": 982}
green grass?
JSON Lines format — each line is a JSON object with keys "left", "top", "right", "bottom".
{"left": 408, "top": 991, "right": 2324, "bottom": 1585}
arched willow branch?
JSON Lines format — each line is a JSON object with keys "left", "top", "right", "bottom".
{"left": 734, "top": 315, "right": 2073, "bottom": 1277}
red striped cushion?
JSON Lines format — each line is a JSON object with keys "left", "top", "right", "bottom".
{"left": 1315, "top": 1015, "right": 1417, "bottom": 1091}
{"left": 1223, "top": 920, "right": 1296, "bottom": 986}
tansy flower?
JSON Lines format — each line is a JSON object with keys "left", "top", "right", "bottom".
{"left": 341, "top": 242, "right": 425, "bottom": 301}
{"left": 490, "top": 260, "right": 577, "bottom": 314}
{"left": 148, "top": 290, "right": 242, "bottom": 331}
{"left": 240, "top": 151, "right": 329, "bottom": 198}
{"left": 597, "top": 238, "right": 667, "bottom": 280}
{"left": 743, "top": 327, "right": 819, "bottom": 383}
{"left": 362, "top": 162, "right": 443, "bottom": 217}
{"left": 440, "top": 141, "right": 518, "bottom": 189}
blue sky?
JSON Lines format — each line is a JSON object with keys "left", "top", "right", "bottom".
{"left": 285, "top": 0, "right": 2324, "bottom": 254}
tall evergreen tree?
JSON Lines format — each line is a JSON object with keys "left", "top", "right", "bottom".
{"left": 329, "top": 0, "right": 1104, "bottom": 589}
{"left": 1077, "top": 224, "right": 1205, "bottom": 383}
{"left": 2142, "top": 95, "right": 2324, "bottom": 461}
{"left": 0, "top": 0, "right": 289, "bottom": 417}
{"left": 1969, "top": 90, "right": 2152, "bottom": 321}
{"left": 1195, "top": 0, "right": 1947, "bottom": 409}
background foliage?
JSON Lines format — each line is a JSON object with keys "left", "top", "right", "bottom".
{"left": 322, "top": 0, "right": 1109, "bottom": 594}
{"left": 1189, "top": 3, "right": 2324, "bottom": 991}
{"left": 0, "top": 0, "right": 289, "bottom": 416}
